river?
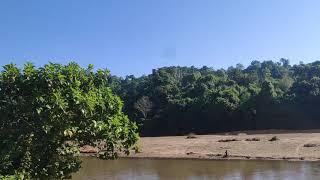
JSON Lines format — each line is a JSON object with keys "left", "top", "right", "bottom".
{"left": 72, "top": 157, "right": 320, "bottom": 180}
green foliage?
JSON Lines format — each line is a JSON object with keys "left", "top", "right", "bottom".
{"left": 0, "top": 63, "right": 138, "bottom": 179}
{"left": 111, "top": 60, "right": 320, "bottom": 135}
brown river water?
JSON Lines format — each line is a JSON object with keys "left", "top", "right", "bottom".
{"left": 72, "top": 157, "right": 320, "bottom": 180}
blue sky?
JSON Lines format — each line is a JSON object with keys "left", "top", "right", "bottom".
{"left": 1, "top": 0, "right": 320, "bottom": 76}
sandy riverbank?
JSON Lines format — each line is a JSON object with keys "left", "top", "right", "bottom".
{"left": 81, "top": 130, "right": 320, "bottom": 161}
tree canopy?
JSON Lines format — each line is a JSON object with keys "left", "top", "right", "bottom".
{"left": 109, "top": 60, "right": 320, "bottom": 136}
{"left": 0, "top": 63, "right": 138, "bottom": 179}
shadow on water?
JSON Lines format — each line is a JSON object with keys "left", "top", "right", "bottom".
{"left": 72, "top": 157, "right": 320, "bottom": 180}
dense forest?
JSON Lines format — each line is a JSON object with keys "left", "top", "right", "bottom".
{"left": 108, "top": 59, "right": 320, "bottom": 136}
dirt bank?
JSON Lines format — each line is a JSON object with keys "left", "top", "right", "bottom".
{"left": 82, "top": 130, "right": 320, "bottom": 161}
{"left": 127, "top": 130, "right": 320, "bottom": 161}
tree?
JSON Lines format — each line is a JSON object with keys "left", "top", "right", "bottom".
{"left": 0, "top": 63, "right": 139, "bottom": 179}
{"left": 134, "top": 96, "right": 153, "bottom": 122}
{"left": 280, "top": 58, "right": 290, "bottom": 68}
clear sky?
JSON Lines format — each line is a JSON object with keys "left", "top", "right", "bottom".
{"left": 1, "top": 0, "right": 320, "bottom": 76}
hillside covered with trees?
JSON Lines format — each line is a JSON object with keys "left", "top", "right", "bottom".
{"left": 109, "top": 59, "right": 320, "bottom": 136}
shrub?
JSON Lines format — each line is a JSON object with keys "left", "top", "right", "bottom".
{"left": 303, "top": 143, "right": 318, "bottom": 147}
{"left": 218, "top": 138, "right": 238, "bottom": 142}
{"left": 0, "top": 63, "right": 139, "bottom": 179}
{"left": 186, "top": 133, "right": 197, "bottom": 139}
{"left": 269, "top": 136, "right": 279, "bottom": 141}
{"left": 245, "top": 138, "right": 260, "bottom": 141}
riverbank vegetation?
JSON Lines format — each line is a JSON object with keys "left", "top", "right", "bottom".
{"left": 0, "top": 63, "right": 138, "bottom": 179}
{"left": 109, "top": 59, "right": 320, "bottom": 136}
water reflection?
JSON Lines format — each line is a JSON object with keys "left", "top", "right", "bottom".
{"left": 72, "top": 157, "right": 320, "bottom": 180}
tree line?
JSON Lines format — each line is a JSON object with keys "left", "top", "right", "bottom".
{"left": 109, "top": 59, "right": 320, "bottom": 136}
